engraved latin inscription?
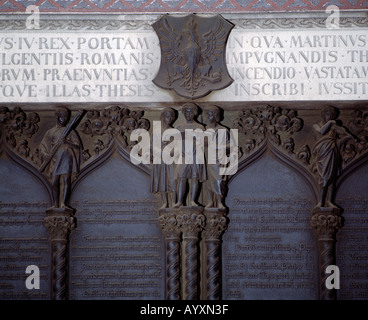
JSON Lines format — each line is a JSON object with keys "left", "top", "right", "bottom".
{"left": 223, "top": 155, "right": 318, "bottom": 299}
{"left": 335, "top": 164, "right": 368, "bottom": 300}
{"left": 336, "top": 197, "right": 368, "bottom": 300}
{"left": 69, "top": 199, "right": 164, "bottom": 299}
{"left": 0, "top": 201, "right": 50, "bottom": 299}
{"left": 223, "top": 197, "right": 317, "bottom": 299}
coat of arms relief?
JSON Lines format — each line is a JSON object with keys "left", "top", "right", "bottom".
{"left": 152, "top": 14, "right": 234, "bottom": 99}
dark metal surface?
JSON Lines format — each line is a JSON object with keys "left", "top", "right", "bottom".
{"left": 152, "top": 14, "right": 234, "bottom": 99}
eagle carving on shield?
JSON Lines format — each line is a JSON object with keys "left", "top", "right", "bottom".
{"left": 152, "top": 14, "right": 234, "bottom": 99}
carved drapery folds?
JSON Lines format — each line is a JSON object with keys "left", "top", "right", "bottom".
{"left": 308, "top": 106, "right": 367, "bottom": 300}
{"left": 152, "top": 105, "right": 230, "bottom": 300}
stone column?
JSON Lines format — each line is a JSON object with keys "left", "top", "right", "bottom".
{"left": 157, "top": 209, "right": 181, "bottom": 300}
{"left": 310, "top": 206, "right": 343, "bottom": 300}
{"left": 177, "top": 207, "right": 205, "bottom": 300}
{"left": 203, "top": 208, "right": 228, "bottom": 300}
{"left": 44, "top": 207, "right": 75, "bottom": 300}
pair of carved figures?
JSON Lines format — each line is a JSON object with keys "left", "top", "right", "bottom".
{"left": 150, "top": 103, "right": 229, "bottom": 210}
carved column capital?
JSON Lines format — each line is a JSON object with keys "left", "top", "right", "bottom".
{"left": 44, "top": 208, "right": 76, "bottom": 241}
{"left": 177, "top": 207, "right": 205, "bottom": 238}
{"left": 311, "top": 207, "right": 343, "bottom": 240}
{"left": 203, "top": 208, "right": 228, "bottom": 240}
{"left": 157, "top": 209, "right": 181, "bottom": 240}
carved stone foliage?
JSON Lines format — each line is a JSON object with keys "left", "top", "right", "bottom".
{"left": 233, "top": 105, "right": 306, "bottom": 163}
{"left": 310, "top": 208, "right": 343, "bottom": 239}
{"left": 0, "top": 106, "right": 40, "bottom": 160}
{"left": 79, "top": 106, "right": 150, "bottom": 161}
{"left": 345, "top": 109, "right": 368, "bottom": 163}
{"left": 0, "top": 105, "right": 151, "bottom": 209}
{"left": 1, "top": 105, "right": 150, "bottom": 169}
{"left": 44, "top": 215, "right": 76, "bottom": 241}
{"left": 157, "top": 210, "right": 180, "bottom": 239}
{"left": 233, "top": 105, "right": 368, "bottom": 200}
{"left": 203, "top": 210, "right": 228, "bottom": 240}
{"left": 177, "top": 210, "right": 206, "bottom": 237}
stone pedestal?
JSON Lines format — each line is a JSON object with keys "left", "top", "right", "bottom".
{"left": 311, "top": 206, "right": 343, "bottom": 300}
{"left": 44, "top": 207, "right": 76, "bottom": 300}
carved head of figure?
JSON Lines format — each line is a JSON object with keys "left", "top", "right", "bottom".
{"left": 55, "top": 108, "right": 70, "bottom": 127}
{"left": 206, "top": 105, "right": 221, "bottom": 124}
{"left": 182, "top": 103, "right": 198, "bottom": 122}
{"left": 321, "top": 106, "right": 338, "bottom": 124}
{"left": 160, "top": 108, "right": 175, "bottom": 127}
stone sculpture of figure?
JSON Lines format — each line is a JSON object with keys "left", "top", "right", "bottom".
{"left": 312, "top": 106, "right": 354, "bottom": 208}
{"left": 39, "top": 108, "right": 83, "bottom": 209}
{"left": 174, "top": 103, "right": 206, "bottom": 207}
{"left": 204, "top": 105, "right": 228, "bottom": 209}
{"left": 151, "top": 108, "right": 177, "bottom": 209}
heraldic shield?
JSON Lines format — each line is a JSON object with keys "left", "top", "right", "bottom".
{"left": 152, "top": 14, "right": 234, "bottom": 100}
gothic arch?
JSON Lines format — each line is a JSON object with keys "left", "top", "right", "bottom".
{"left": 1, "top": 142, "right": 52, "bottom": 205}
{"left": 229, "top": 141, "right": 318, "bottom": 203}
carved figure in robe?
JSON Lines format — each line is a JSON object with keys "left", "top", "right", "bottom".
{"left": 204, "top": 106, "right": 228, "bottom": 209}
{"left": 151, "top": 108, "right": 177, "bottom": 209}
{"left": 39, "top": 108, "right": 83, "bottom": 209}
{"left": 174, "top": 103, "right": 206, "bottom": 207}
{"left": 312, "top": 106, "right": 354, "bottom": 208}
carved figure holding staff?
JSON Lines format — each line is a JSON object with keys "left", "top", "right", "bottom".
{"left": 39, "top": 108, "right": 84, "bottom": 209}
